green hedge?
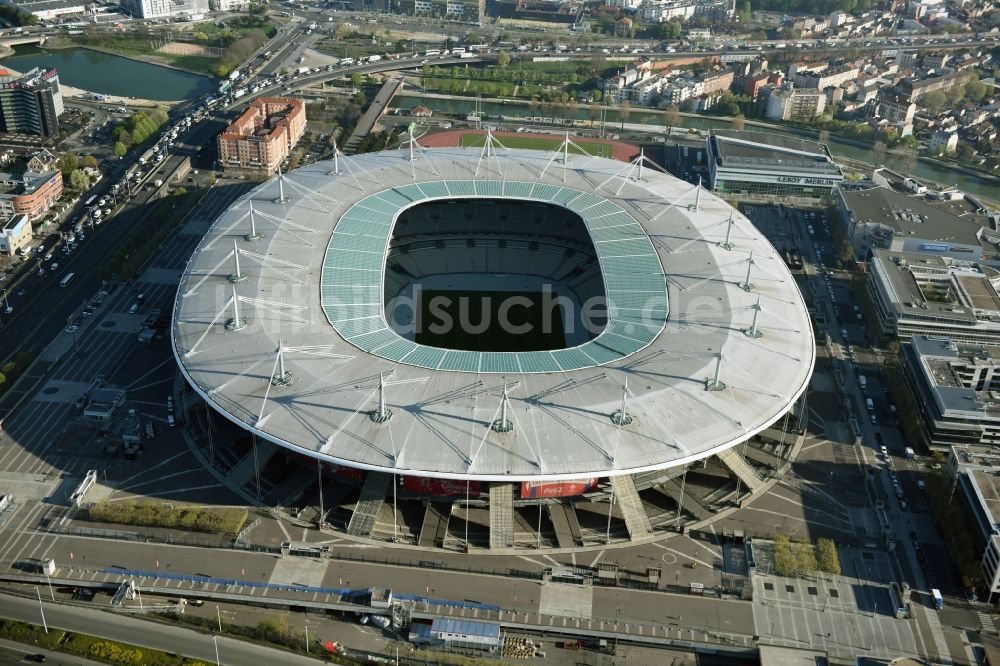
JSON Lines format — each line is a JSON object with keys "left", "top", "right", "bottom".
{"left": 88, "top": 499, "right": 248, "bottom": 535}
{"left": 0, "top": 620, "right": 212, "bottom": 666}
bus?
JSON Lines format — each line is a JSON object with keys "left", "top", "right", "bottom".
{"left": 84, "top": 195, "right": 97, "bottom": 207}
{"left": 59, "top": 272, "right": 75, "bottom": 288}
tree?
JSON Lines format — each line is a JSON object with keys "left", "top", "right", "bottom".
{"left": 350, "top": 72, "right": 363, "bottom": 89}
{"left": 737, "top": 0, "right": 750, "bottom": 22}
{"left": 732, "top": 113, "right": 745, "bottom": 131}
{"left": 663, "top": 104, "right": 680, "bottom": 129}
{"left": 891, "top": 146, "right": 917, "bottom": 175}
{"left": 113, "top": 142, "right": 128, "bottom": 158}
{"left": 496, "top": 50, "right": 511, "bottom": 69}
{"left": 58, "top": 152, "right": 78, "bottom": 176}
{"left": 81, "top": 155, "right": 98, "bottom": 168}
{"left": 965, "top": 79, "right": 989, "bottom": 103}
{"left": 620, "top": 100, "right": 631, "bottom": 130}
{"left": 69, "top": 169, "right": 90, "bottom": 191}
{"left": 871, "top": 140, "right": 886, "bottom": 168}
{"left": 817, "top": 538, "right": 841, "bottom": 575}
{"left": 921, "top": 90, "right": 947, "bottom": 114}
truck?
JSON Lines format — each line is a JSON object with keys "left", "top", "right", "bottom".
{"left": 368, "top": 54, "right": 382, "bottom": 62}
{"left": 233, "top": 87, "right": 247, "bottom": 98}
{"left": 154, "top": 179, "right": 163, "bottom": 188}
{"left": 297, "top": 66, "right": 310, "bottom": 75}
{"left": 904, "top": 447, "right": 914, "bottom": 460}
{"left": 858, "top": 375, "right": 867, "bottom": 389}
{"left": 931, "top": 588, "right": 943, "bottom": 610}
{"left": 340, "top": 57, "right": 355, "bottom": 65}
{"left": 459, "top": 52, "right": 475, "bottom": 59}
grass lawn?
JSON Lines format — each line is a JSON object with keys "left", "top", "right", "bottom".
{"left": 416, "top": 290, "right": 565, "bottom": 352}
{"left": 459, "top": 133, "right": 611, "bottom": 157}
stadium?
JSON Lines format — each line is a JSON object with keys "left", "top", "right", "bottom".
{"left": 172, "top": 138, "right": 815, "bottom": 552}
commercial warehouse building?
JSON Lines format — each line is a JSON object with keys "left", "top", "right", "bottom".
{"left": 217, "top": 98, "right": 305, "bottom": 175}
{"left": 835, "top": 185, "right": 986, "bottom": 261}
{"left": 900, "top": 335, "right": 1000, "bottom": 451}
{"left": 0, "top": 68, "right": 63, "bottom": 137}
{"left": 705, "top": 130, "right": 843, "bottom": 198}
{"left": 867, "top": 249, "right": 1000, "bottom": 345}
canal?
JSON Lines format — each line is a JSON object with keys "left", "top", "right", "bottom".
{"left": 1, "top": 46, "right": 216, "bottom": 101}
{"left": 392, "top": 93, "right": 998, "bottom": 201}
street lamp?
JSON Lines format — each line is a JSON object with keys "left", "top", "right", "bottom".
{"left": 213, "top": 635, "right": 221, "bottom": 666}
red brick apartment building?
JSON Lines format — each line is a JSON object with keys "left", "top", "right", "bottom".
{"left": 217, "top": 98, "right": 306, "bottom": 175}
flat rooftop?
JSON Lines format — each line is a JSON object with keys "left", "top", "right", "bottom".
{"left": 710, "top": 130, "right": 841, "bottom": 177}
{"left": 870, "top": 250, "right": 1000, "bottom": 324}
{"left": 843, "top": 186, "right": 982, "bottom": 247}
{"left": 910, "top": 335, "right": 1000, "bottom": 417}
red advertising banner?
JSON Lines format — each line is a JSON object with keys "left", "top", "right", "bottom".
{"left": 520, "top": 478, "right": 599, "bottom": 498}
{"left": 402, "top": 476, "right": 481, "bottom": 497}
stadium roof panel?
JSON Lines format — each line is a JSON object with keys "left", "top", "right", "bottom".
{"left": 321, "top": 180, "right": 667, "bottom": 373}
{"left": 172, "top": 147, "right": 815, "bottom": 481}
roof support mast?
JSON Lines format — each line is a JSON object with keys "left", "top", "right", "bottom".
{"left": 225, "top": 285, "right": 246, "bottom": 331}
{"left": 245, "top": 201, "right": 263, "bottom": 241}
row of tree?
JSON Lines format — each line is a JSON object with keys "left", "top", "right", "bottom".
{"left": 773, "top": 534, "right": 841, "bottom": 577}
{"left": 111, "top": 107, "right": 169, "bottom": 157}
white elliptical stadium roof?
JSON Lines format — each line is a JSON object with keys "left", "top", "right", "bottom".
{"left": 172, "top": 146, "right": 815, "bottom": 481}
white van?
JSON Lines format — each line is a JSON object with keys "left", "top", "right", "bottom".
{"left": 167, "top": 414, "right": 176, "bottom": 428}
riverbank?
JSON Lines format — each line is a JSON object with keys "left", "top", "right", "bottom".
{"left": 0, "top": 62, "right": 169, "bottom": 107}
{"left": 395, "top": 90, "right": 1000, "bottom": 202}
{"left": 44, "top": 37, "right": 217, "bottom": 83}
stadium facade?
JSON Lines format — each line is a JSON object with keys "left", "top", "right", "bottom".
{"left": 172, "top": 144, "right": 814, "bottom": 551}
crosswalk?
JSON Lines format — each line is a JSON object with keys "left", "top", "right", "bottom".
{"left": 979, "top": 611, "right": 995, "bottom": 634}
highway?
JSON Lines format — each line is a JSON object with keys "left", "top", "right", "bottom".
{"left": 0, "top": 594, "right": 328, "bottom": 665}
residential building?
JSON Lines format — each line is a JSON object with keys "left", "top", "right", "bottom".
{"left": 0, "top": 68, "right": 62, "bottom": 137}
{"left": 791, "top": 64, "right": 860, "bottom": 90}
{"left": 922, "top": 53, "right": 950, "bottom": 70}
{"left": 26, "top": 149, "right": 55, "bottom": 172}
{"left": 638, "top": 0, "right": 733, "bottom": 23}
{"left": 217, "top": 98, "right": 306, "bottom": 175}
{"left": 0, "top": 214, "right": 30, "bottom": 255}
{"left": 836, "top": 186, "right": 984, "bottom": 261}
{"left": 0, "top": 170, "right": 62, "bottom": 219}
{"left": 701, "top": 69, "right": 734, "bottom": 96}
{"left": 867, "top": 250, "right": 1000, "bottom": 345}
{"left": 900, "top": 70, "right": 969, "bottom": 102}
{"left": 764, "top": 85, "right": 827, "bottom": 121}
{"left": 212, "top": 0, "right": 252, "bottom": 9}
{"left": 705, "top": 130, "right": 843, "bottom": 198}
{"left": 121, "top": 0, "right": 208, "bottom": 19}
{"left": 878, "top": 94, "right": 916, "bottom": 125}
{"left": 414, "top": 0, "right": 492, "bottom": 21}
{"left": 929, "top": 128, "right": 959, "bottom": 154}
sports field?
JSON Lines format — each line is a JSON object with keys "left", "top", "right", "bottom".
{"left": 415, "top": 290, "right": 567, "bottom": 352}
{"left": 459, "top": 134, "right": 612, "bottom": 157}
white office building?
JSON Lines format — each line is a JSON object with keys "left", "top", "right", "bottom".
{"left": 121, "top": 0, "right": 208, "bottom": 19}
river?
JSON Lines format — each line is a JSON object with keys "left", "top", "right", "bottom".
{"left": 1, "top": 46, "right": 216, "bottom": 101}
{"left": 392, "top": 93, "right": 998, "bottom": 201}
